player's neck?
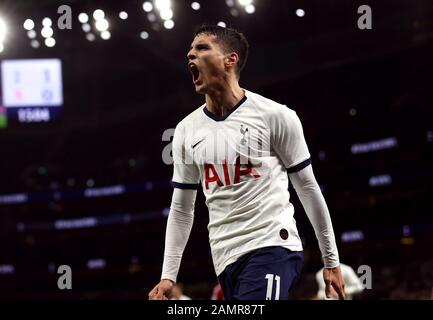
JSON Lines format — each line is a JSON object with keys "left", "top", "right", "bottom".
{"left": 205, "top": 82, "right": 244, "bottom": 117}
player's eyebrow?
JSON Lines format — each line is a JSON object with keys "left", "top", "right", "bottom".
{"left": 189, "top": 43, "right": 210, "bottom": 50}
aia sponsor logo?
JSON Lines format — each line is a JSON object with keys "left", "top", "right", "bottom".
{"left": 204, "top": 155, "right": 261, "bottom": 189}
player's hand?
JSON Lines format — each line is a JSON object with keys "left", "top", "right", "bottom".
{"left": 323, "top": 266, "right": 346, "bottom": 300}
{"left": 148, "top": 279, "right": 174, "bottom": 300}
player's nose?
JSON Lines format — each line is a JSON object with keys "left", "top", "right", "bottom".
{"left": 187, "top": 49, "right": 196, "bottom": 62}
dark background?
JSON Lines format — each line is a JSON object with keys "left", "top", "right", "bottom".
{"left": 0, "top": 0, "right": 432, "bottom": 299}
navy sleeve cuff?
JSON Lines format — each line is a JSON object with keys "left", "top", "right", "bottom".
{"left": 286, "top": 158, "right": 312, "bottom": 174}
{"left": 171, "top": 181, "right": 200, "bottom": 190}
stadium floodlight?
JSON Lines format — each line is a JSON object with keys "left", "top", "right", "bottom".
{"left": 45, "top": 37, "right": 56, "bottom": 47}
{"left": 191, "top": 2, "right": 200, "bottom": 10}
{"left": 82, "top": 23, "right": 91, "bottom": 33}
{"left": 155, "top": 0, "right": 171, "bottom": 11}
{"left": 296, "top": 9, "right": 305, "bottom": 17}
{"left": 93, "top": 9, "right": 105, "bottom": 21}
{"left": 119, "top": 11, "right": 128, "bottom": 20}
{"left": 78, "top": 13, "right": 89, "bottom": 23}
{"left": 95, "top": 18, "right": 109, "bottom": 32}
{"left": 100, "top": 30, "right": 111, "bottom": 40}
{"left": 27, "top": 30, "right": 37, "bottom": 39}
{"left": 147, "top": 13, "right": 157, "bottom": 22}
{"left": 140, "top": 31, "right": 149, "bottom": 39}
{"left": 42, "top": 17, "right": 52, "bottom": 27}
{"left": 142, "top": 1, "right": 153, "bottom": 12}
{"left": 245, "top": 4, "right": 255, "bottom": 14}
{"left": 238, "top": 0, "right": 252, "bottom": 6}
{"left": 230, "top": 8, "right": 239, "bottom": 16}
{"left": 30, "top": 39, "right": 40, "bottom": 48}
{"left": 217, "top": 21, "right": 227, "bottom": 28}
{"left": 23, "top": 19, "right": 35, "bottom": 30}
{"left": 163, "top": 20, "right": 174, "bottom": 29}
{"left": 86, "top": 33, "right": 96, "bottom": 42}
{"left": 160, "top": 8, "right": 173, "bottom": 20}
{"left": 41, "top": 27, "right": 54, "bottom": 38}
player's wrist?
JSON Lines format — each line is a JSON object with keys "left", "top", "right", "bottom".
{"left": 323, "top": 259, "right": 340, "bottom": 269}
{"left": 161, "top": 278, "right": 175, "bottom": 284}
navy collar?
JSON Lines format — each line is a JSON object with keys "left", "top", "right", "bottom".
{"left": 203, "top": 95, "right": 247, "bottom": 121}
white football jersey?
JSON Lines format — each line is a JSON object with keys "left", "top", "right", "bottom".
{"left": 171, "top": 90, "right": 311, "bottom": 276}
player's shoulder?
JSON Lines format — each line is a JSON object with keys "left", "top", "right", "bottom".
{"left": 245, "top": 90, "right": 297, "bottom": 119}
{"left": 175, "top": 103, "right": 206, "bottom": 130}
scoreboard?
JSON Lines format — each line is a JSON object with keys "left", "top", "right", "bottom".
{"left": 0, "top": 59, "right": 63, "bottom": 125}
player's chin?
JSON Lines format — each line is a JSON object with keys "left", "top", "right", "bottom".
{"left": 194, "top": 83, "right": 206, "bottom": 94}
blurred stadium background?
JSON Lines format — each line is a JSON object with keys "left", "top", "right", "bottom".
{"left": 0, "top": 0, "right": 432, "bottom": 300}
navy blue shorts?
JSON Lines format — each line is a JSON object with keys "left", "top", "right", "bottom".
{"left": 217, "top": 246, "right": 303, "bottom": 300}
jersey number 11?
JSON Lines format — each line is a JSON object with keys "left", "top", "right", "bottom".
{"left": 265, "top": 273, "right": 280, "bottom": 300}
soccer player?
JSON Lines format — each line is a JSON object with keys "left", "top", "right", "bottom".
{"left": 148, "top": 25, "right": 345, "bottom": 300}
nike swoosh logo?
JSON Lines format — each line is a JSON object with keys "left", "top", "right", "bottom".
{"left": 192, "top": 138, "right": 205, "bottom": 149}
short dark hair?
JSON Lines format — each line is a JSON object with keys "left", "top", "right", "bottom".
{"left": 193, "top": 24, "right": 249, "bottom": 77}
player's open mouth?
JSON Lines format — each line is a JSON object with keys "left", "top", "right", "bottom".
{"left": 189, "top": 63, "right": 201, "bottom": 84}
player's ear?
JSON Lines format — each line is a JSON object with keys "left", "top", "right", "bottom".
{"left": 225, "top": 52, "right": 239, "bottom": 69}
